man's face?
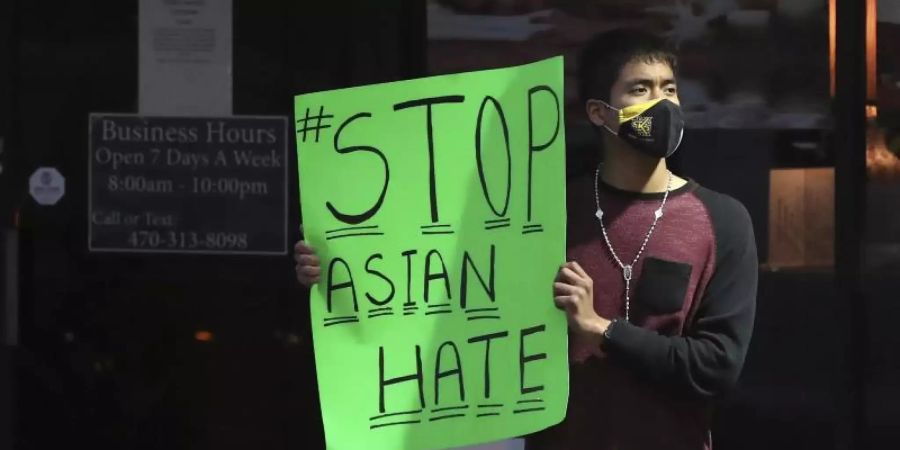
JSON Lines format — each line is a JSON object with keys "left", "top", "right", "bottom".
{"left": 586, "top": 59, "right": 680, "bottom": 133}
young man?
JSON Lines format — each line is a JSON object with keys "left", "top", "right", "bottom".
{"left": 295, "top": 29, "right": 757, "bottom": 450}
{"left": 529, "top": 29, "right": 758, "bottom": 449}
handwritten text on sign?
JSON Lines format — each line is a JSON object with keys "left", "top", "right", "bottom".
{"left": 295, "top": 57, "right": 568, "bottom": 450}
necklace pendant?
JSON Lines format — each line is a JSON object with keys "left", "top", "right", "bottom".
{"left": 654, "top": 208, "right": 664, "bottom": 220}
{"left": 623, "top": 264, "right": 633, "bottom": 281}
{"left": 595, "top": 208, "right": 604, "bottom": 221}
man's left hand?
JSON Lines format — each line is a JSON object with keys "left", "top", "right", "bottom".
{"left": 554, "top": 261, "right": 611, "bottom": 344}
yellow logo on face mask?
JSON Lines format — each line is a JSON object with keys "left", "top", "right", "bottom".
{"left": 631, "top": 116, "right": 653, "bottom": 137}
{"left": 618, "top": 98, "right": 662, "bottom": 138}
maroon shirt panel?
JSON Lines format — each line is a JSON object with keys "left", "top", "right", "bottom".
{"left": 530, "top": 175, "right": 718, "bottom": 450}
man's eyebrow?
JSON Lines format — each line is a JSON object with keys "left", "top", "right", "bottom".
{"left": 623, "top": 78, "right": 654, "bottom": 86}
{"left": 622, "top": 78, "right": 677, "bottom": 86}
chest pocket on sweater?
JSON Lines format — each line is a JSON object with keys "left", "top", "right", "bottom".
{"left": 634, "top": 257, "right": 693, "bottom": 314}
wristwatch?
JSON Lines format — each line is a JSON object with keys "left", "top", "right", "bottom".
{"left": 603, "top": 318, "right": 619, "bottom": 341}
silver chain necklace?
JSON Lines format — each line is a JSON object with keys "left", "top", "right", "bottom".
{"left": 593, "top": 167, "right": 672, "bottom": 322}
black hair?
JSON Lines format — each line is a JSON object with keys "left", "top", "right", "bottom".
{"left": 577, "top": 29, "right": 678, "bottom": 104}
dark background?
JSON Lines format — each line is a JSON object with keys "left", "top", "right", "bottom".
{"left": 0, "top": 1, "right": 892, "bottom": 449}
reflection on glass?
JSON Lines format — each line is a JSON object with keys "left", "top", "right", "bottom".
{"left": 427, "top": 0, "right": 830, "bottom": 130}
{"left": 866, "top": 0, "right": 900, "bottom": 271}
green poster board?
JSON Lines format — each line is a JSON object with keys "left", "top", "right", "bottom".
{"left": 295, "top": 56, "right": 568, "bottom": 450}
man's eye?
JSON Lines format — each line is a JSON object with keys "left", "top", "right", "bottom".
{"left": 666, "top": 87, "right": 678, "bottom": 95}
{"left": 631, "top": 87, "right": 648, "bottom": 95}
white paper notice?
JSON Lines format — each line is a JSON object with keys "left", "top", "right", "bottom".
{"left": 139, "top": 0, "right": 232, "bottom": 116}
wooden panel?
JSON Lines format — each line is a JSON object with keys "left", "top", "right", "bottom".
{"left": 768, "top": 168, "right": 834, "bottom": 268}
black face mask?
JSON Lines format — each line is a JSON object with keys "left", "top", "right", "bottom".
{"left": 598, "top": 98, "right": 685, "bottom": 159}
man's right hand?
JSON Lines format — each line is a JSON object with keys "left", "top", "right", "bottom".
{"left": 294, "top": 240, "right": 321, "bottom": 286}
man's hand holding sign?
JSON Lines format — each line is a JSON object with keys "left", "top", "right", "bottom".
{"left": 294, "top": 57, "right": 568, "bottom": 450}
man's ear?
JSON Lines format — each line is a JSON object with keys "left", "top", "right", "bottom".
{"left": 585, "top": 99, "right": 616, "bottom": 131}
